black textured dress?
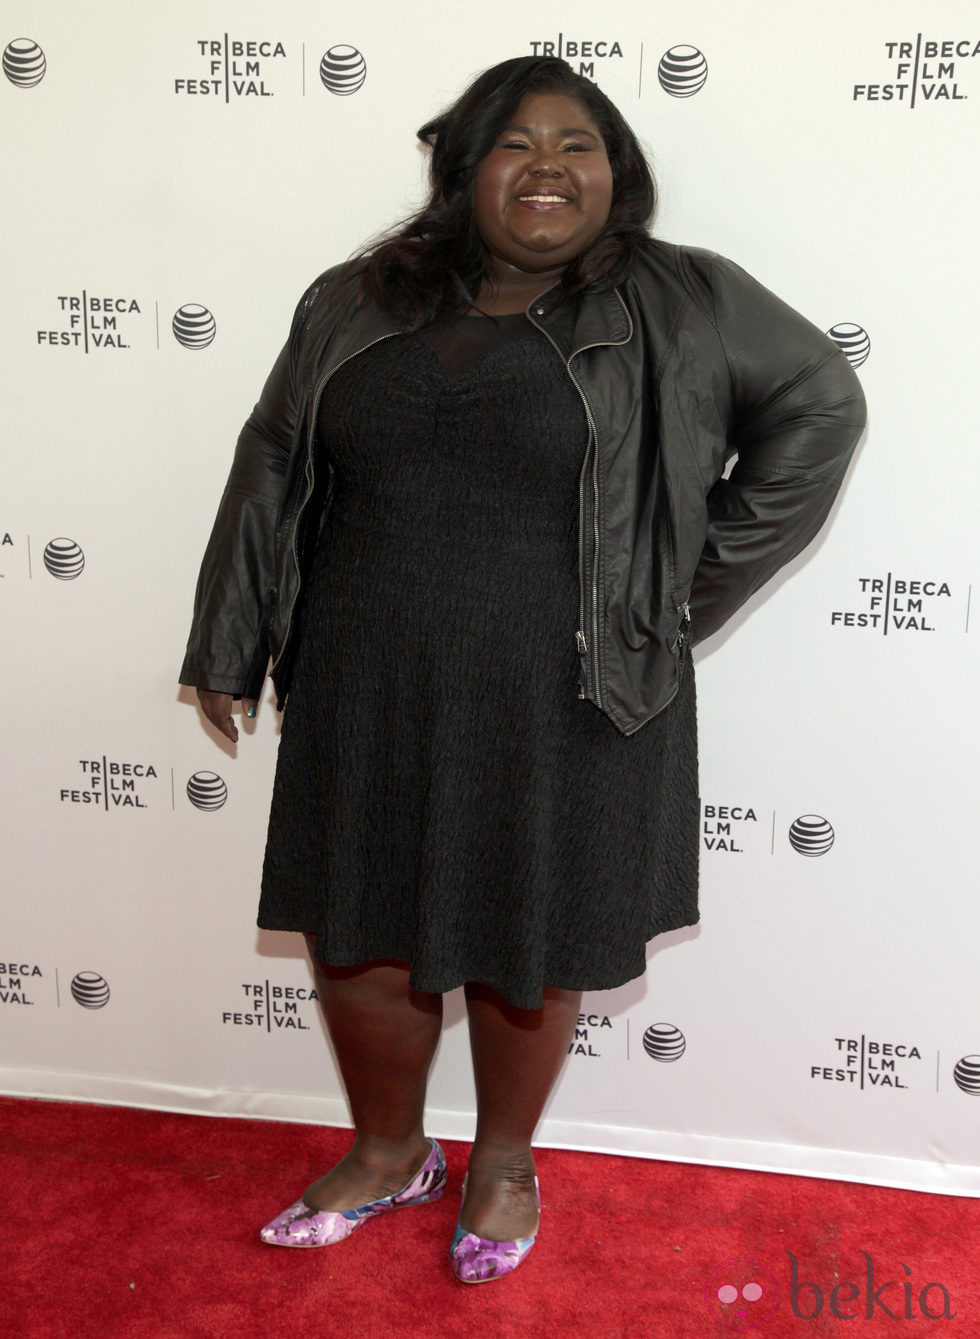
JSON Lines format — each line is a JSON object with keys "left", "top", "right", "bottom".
{"left": 258, "top": 314, "right": 699, "bottom": 1009}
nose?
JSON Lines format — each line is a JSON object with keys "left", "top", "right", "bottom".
{"left": 529, "top": 150, "right": 564, "bottom": 177}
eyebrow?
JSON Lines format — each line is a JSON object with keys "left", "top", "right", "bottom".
{"left": 501, "top": 124, "right": 601, "bottom": 140}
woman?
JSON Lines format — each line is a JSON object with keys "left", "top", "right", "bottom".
{"left": 180, "top": 56, "right": 866, "bottom": 1282}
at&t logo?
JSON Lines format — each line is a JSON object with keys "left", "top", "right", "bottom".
{"left": 319, "top": 45, "right": 366, "bottom": 95}
{"left": 658, "top": 45, "right": 708, "bottom": 97}
{"left": 3, "top": 37, "right": 45, "bottom": 86}
{"left": 827, "top": 322, "right": 870, "bottom": 368}
{"left": 187, "top": 771, "right": 228, "bottom": 810}
{"left": 70, "top": 971, "right": 110, "bottom": 1009}
{"left": 43, "top": 537, "right": 85, "bottom": 580}
{"left": 788, "top": 815, "right": 834, "bottom": 857}
{"left": 952, "top": 1055, "right": 980, "bottom": 1095}
{"left": 172, "top": 304, "right": 216, "bottom": 349}
{"left": 527, "top": 35, "right": 624, "bottom": 80}
{"left": 642, "top": 1022, "right": 686, "bottom": 1061}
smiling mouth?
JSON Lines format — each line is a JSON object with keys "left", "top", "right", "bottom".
{"left": 516, "top": 192, "right": 572, "bottom": 210}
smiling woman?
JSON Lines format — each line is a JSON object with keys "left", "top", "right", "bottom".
{"left": 180, "top": 55, "right": 865, "bottom": 1287}
{"left": 471, "top": 92, "right": 614, "bottom": 310}
{"left": 355, "top": 56, "right": 656, "bottom": 324}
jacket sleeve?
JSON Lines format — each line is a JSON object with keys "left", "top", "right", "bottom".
{"left": 687, "top": 253, "right": 867, "bottom": 644}
{"left": 178, "top": 297, "right": 309, "bottom": 697}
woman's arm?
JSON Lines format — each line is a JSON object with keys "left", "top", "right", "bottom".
{"left": 687, "top": 254, "right": 868, "bottom": 643}
{"left": 178, "top": 293, "right": 310, "bottom": 699}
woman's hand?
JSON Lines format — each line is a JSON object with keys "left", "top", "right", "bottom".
{"left": 196, "top": 688, "right": 257, "bottom": 744}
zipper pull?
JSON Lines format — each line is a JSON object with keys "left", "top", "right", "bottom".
{"left": 673, "top": 603, "right": 691, "bottom": 655}
{"left": 575, "top": 630, "right": 588, "bottom": 655}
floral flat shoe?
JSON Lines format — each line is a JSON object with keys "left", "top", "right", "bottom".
{"left": 449, "top": 1174, "right": 540, "bottom": 1283}
{"left": 260, "top": 1138, "right": 447, "bottom": 1247}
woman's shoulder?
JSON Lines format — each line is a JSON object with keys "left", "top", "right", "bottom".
{"left": 620, "top": 237, "right": 728, "bottom": 331}
{"left": 628, "top": 237, "right": 736, "bottom": 302}
{"left": 281, "top": 257, "right": 377, "bottom": 366}
{"left": 294, "top": 257, "right": 367, "bottom": 320}
{"left": 627, "top": 238, "right": 800, "bottom": 332}
{"left": 629, "top": 239, "right": 857, "bottom": 388}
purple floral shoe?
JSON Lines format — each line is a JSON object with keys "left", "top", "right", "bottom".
{"left": 449, "top": 1175, "right": 540, "bottom": 1283}
{"left": 260, "top": 1139, "right": 447, "bottom": 1248}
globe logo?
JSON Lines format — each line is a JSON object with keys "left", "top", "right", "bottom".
{"left": 657, "top": 45, "right": 708, "bottom": 98}
{"left": 827, "top": 323, "right": 870, "bottom": 368}
{"left": 953, "top": 1055, "right": 980, "bottom": 1096}
{"left": 3, "top": 38, "right": 46, "bottom": 87}
{"left": 319, "top": 45, "right": 366, "bottom": 96}
{"left": 788, "top": 814, "right": 834, "bottom": 857}
{"left": 70, "top": 971, "right": 110, "bottom": 1009}
{"left": 187, "top": 771, "right": 228, "bottom": 811}
{"left": 43, "top": 537, "right": 85, "bottom": 580}
{"left": 642, "top": 1022, "right": 686, "bottom": 1062}
{"left": 172, "top": 304, "right": 216, "bottom": 350}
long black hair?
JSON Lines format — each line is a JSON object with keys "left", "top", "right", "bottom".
{"left": 359, "top": 57, "right": 657, "bottom": 324}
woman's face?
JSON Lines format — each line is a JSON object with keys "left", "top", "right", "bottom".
{"left": 472, "top": 90, "right": 614, "bottom": 285}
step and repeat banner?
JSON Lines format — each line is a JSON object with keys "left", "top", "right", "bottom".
{"left": 3, "top": 0, "right": 977, "bottom": 1196}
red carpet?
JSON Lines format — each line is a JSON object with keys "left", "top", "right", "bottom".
{"left": 1, "top": 1096, "right": 976, "bottom": 1336}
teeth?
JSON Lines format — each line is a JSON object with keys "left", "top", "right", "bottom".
{"left": 519, "top": 195, "right": 569, "bottom": 203}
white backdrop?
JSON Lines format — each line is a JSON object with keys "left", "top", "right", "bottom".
{"left": 3, "top": 0, "right": 978, "bottom": 1197}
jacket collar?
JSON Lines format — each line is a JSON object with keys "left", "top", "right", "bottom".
{"left": 307, "top": 269, "right": 634, "bottom": 385}
{"left": 526, "top": 283, "right": 633, "bottom": 360}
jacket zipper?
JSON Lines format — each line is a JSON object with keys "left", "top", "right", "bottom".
{"left": 582, "top": 373, "right": 603, "bottom": 708}
{"left": 675, "top": 600, "right": 691, "bottom": 650}
{"left": 270, "top": 332, "right": 400, "bottom": 679}
{"left": 527, "top": 329, "right": 629, "bottom": 713}
{"left": 578, "top": 425, "right": 597, "bottom": 701}
{"left": 527, "top": 289, "right": 632, "bottom": 711}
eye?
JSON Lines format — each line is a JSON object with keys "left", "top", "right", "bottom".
{"left": 500, "top": 138, "right": 531, "bottom": 150}
{"left": 562, "top": 142, "right": 591, "bottom": 153}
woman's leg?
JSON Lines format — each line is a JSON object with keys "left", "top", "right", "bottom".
{"left": 461, "top": 982, "right": 582, "bottom": 1239}
{"left": 301, "top": 940, "right": 444, "bottom": 1211}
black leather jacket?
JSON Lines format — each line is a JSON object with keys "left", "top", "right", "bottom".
{"left": 180, "top": 240, "right": 866, "bottom": 735}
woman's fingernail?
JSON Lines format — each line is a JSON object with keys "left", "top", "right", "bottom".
{"left": 246, "top": 705, "right": 256, "bottom": 718}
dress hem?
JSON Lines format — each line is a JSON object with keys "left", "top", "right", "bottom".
{"left": 255, "top": 914, "right": 701, "bottom": 1011}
